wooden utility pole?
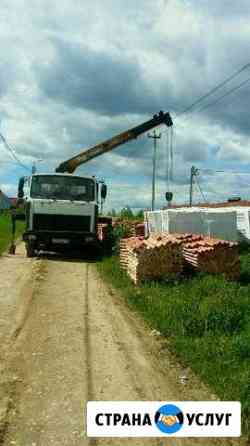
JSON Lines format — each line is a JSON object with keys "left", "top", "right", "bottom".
{"left": 148, "top": 131, "right": 161, "bottom": 211}
{"left": 189, "top": 166, "right": 199, "bottom": 206}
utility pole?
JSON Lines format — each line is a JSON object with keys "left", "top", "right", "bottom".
{"left": 32, "top": 158, "right": 43, "bottom": 174}
{"left": 189, "top": 166, "right": 199, "bottom": 206}
{"left": 148, "top": 130, "right": 161, "bottom": 211}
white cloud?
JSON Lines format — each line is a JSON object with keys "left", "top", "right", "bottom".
{"left": 1, "top": 0, "right": 250, "bottom": 208}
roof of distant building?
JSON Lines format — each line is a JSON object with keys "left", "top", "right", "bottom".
{"left": 0, "top": 189, "right": 11, "bottom": 209}
{"left": 164, "top": 200, "right": 250, "bottom": 209}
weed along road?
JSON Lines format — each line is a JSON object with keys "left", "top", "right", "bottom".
{"left": 0, "top": 244, "right": 245, "bottom": 446}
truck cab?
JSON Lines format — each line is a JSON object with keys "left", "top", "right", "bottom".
{"left": 21, "top": 173, "right": 102, "bottom": 257}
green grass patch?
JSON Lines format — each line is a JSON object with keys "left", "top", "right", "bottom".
{"left": 0, "top": 212, "right": 25, "bottom": 254}
{"left": 97, "top": 252, "right": 250, "bottom": 437}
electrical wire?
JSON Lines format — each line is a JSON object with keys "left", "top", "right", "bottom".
{"left": 139, "top": 61, "right": 250, "bottom": 206}
{"left": 164, "top": 67, "right": 250, "bottom": 197}
{"left": 197, "top": 168, "right": 250, "bottom": 176}
{"left": 158, "top": 61, "right": 250, "bottom": 138}
{"left": 178, "top": 61, "right": 250, "bottom": 117}
{"left": 0, "top": 132, "right": 30, "bottom": 172}
{"left": 193, "top": 168, "right": 250, "bottom": 203}
{"left": 195, "top": 175, "right": 208, "bottom": 203}
{"left": 192, "top": 75, "right": 250, "bottom": 114}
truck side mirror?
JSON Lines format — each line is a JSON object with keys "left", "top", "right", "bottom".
{"left": 101, "top": 184, "right": 107, "bottom": 200}
{"left": 18, "top": 177, "right": 25, "bottom": 198}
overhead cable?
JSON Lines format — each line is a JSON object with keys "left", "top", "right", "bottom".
{"left": 192, "top": 75, "right": 250, "bottom": 114}
{"left": 178, "top": 61, "right": 250, "bottom": 116}
{"left": 0, "top": 132, "right": 30, "bottom": 172}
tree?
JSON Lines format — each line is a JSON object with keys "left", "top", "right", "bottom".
{"left": 120, "top": 206, "right": 134, "bottom": 219}
{"left": 135, "top": 209, "right": 144, "bottom": 220}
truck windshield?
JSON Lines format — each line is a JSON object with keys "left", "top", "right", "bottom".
{"left": 30, "top": 175, "right": 95, "bottom": 201}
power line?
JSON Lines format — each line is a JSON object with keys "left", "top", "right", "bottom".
{"left": 194, "top": 175, "right": 208, "bottom": 203}
{"left": 160, "top": 61, "right": 250, "bottom": 205}
{"left": 193, "top": 75, "right": 250, "bottom": 114}
{"left": 159, "top": 61, "right": 250, "bottom": 135}
{"left": 158, "top": 61, "right": 250, "bottom": 140}
{"left": 161, "top": 64, "right": 250, "bottom": 191}
{"left": 178, "top": 61, "right": 250, "bottom": 116}
{"left": 198, "top": 168, "right": 250, "bottom": 175}
{"left": 0, "top": 132, "right": 30, "bottom": 172}
{"left": 193, "top": 167, "right": 250, "bottom": 204}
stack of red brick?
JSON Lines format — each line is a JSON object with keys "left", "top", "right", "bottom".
{"left": 119, "top": 233, "right": 240, "bottom": 284}
{"left": 119, "top": 237, "right": 144, "bottom": 271}
{"left": 135, "top": 223, "right": 145, "bottom": 237}
{"left": 182, "top": 236, "right": 240, "bottom": 280}
{"left": 120, "top": 234, "right": 183, "bottom": 285}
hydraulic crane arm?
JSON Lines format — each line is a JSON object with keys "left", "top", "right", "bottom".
{"left": 55, "top": 110, "right": 173, "bottom": 173}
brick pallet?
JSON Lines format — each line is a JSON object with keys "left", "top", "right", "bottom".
{"left": 182, "top": 237, "right": 240, "bottom": 280}
{"left": 120, "top": 233, "right": 240, "bottom": 284}
{"left": 135, "top": 223, "right": 145, "bottom": 237}
{"left": 119, "top": 237, "right": 143, "bottom": 270}
{"left": 120, "top": 234, "right": 183, "bottom": 284}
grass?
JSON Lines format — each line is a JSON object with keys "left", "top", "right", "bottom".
{"left": 97, "top": 251, "right": 250, "bottom": 438}
{"left": 0, "top": 212, "right": 25, "bottom": 254}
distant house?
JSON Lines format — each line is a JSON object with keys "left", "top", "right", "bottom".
{"left": 9, "top": 197, "right": 17, "bottom": 207}
{"left": 0, "top": 189, "right": 11, "bottom": 210}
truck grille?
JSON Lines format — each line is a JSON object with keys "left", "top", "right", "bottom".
{"left": 33, "top": 214, "right": 91, "bottom": 232}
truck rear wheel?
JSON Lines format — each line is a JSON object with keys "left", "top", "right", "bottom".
{"left": 26, "top": 243, "right": 36, "bottom": 258}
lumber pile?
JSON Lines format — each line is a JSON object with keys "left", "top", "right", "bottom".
{"left": 119, "top": 234, "right": 183, "bottom": 284}
{"left": 182, "top": 237, "right": 240, "bottom": 280}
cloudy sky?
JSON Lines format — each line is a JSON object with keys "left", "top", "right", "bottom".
{"left": 1, "top": 0, "right": 250, "bottom": 210}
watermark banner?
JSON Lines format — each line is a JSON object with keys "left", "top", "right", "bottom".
{"left": 87, "top": 401, "right": 241, "bottom": 437}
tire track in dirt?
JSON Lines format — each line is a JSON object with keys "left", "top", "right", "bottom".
{"left": 82, "top": 263, "right": 98, "bottom": 446}
{"left": 10, "top": 260, "right": 48, "bottom": 341}
{"left": 0, "top": 252, "right": 48, "bottom": 446}
{"left": 83, "top": 264, "right": 93, "bottom": 401}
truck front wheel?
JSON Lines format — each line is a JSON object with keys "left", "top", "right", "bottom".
{"left": 26, "top": 242, "right": 36, "bottom": 258}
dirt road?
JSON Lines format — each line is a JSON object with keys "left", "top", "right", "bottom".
{"left": 0, "top": 244, "right": 245, "bottom": 446}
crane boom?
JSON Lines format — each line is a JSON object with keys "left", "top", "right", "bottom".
{"left": 56, "top": 110, "right": 173, "bottom": 173}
